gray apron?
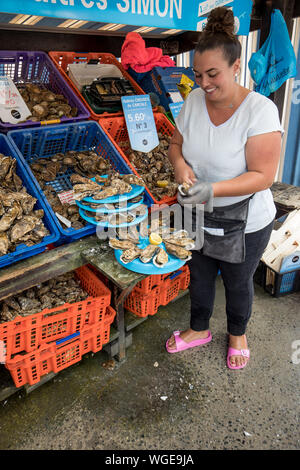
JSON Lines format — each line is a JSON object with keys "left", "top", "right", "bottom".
{"left": 200, "top": 195, "right": 254, "bottom": 264}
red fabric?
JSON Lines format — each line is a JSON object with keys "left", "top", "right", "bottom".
{"left": 121, "top": 32, "right": 175, "bottom": 73}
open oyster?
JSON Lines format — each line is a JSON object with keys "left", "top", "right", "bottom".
{"left": 163, "top": 237, "right": 195, "bottom": 250}
{"left": 120, "top": 247, "right": 142, "bottom": 264}
{"left": 164, "top": 241, "right": 192, "bottom": 261}
{"left": 109, "top": 238, "right": 136, "bottom": 250}
{"left": 153, "top": 247, "right": 169, "bottom": 268}
{"left": 139, "top": 244, "right": 159, "bottom": 263}
{"left": 178, "top": 182, "right": 192, "bottom": 196}
{"left": 93, "top": 187, "right": 119, "bottom": 200}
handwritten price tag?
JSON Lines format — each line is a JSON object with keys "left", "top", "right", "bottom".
{"left": 121, "top": 95, "right": 159, "bottom": 153}
{"left": 0, "top": 77, "right": 31, "bottom": 124}
{"left": 57, "top": 190, "right": 75, "bottom": 205}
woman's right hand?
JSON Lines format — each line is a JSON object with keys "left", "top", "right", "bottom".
{"left": 174, "top": 159, "right": 197, "bottom": 185}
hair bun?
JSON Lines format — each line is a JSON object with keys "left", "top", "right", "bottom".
{"left": 204, "top": 7, "right": 235, "bottom": 39}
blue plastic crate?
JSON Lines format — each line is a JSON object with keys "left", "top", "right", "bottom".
{"left": 0, "top": 134, "right": 60, "bottom": 268}
{"left": 0, "top": 50, "right": 90, "bottom": 132}
{"left": 128, "top": 66, "right": 198, "bottom": 111}
{"left": 8, "top": 120, "right": 152, "bottom": 243}
{"left": 254, "top": 256, "right": 300, "bottom": 297}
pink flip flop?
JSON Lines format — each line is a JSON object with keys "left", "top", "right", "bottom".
{"left": 166, "top": 330, "right": 212, "bottom": 354}
{"left": 227, "top": 347, "right": 250, "bottom": 370}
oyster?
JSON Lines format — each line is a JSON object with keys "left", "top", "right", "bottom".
{"left": 163, "top": 237, "right": 195, "bottom": 250}
{"left": 93, "top": 187, "right": 119, "bottom": 200}
{"left": 108, "top": 213, "right": 135, "bottom": 226}
{"left": 120, "top": 247, "right": 142, "bottom": 264}
{"left": 67, "top": 206, "right": 79, "bottom": 216}
{"left": 139, "top": 244, "right": 159, "bottom": 263}
{"left": 0, "top": 203, "right": 20, "bottom": 232}
{"left": 70, "top": 174, "right": 92, "bottom": 185}
{"left": 109, "top": 238, "right": 136, "bottom": 250}
{"left": 10, "top": 216, "right": 39, "bottom": 243}
{"left": 178, "top": 182, "right": 192, "bottom": 196}
{"left": 121, "top": 174, "right": 145, "bottom": 186}
{"left": 164, "top": 241, "right": 192, "bottom": 261}
{"left": 0, "top": 155, "right": 12, "bottom": 179}
{"left": 0, "top": 233, "right": 9, "bottom": 255}
{"left": 73, "top": 183, "right": 102, "bottom": 201}
{"left": 109, "top": 177, "right": 132, "bottom": 194}
{"left": 94, "top": 213, "right": 109, "bottom": 223}
{"left": 129, "top": 195, "right": 144, "bottom": 204}
{"left": 20, "top": 195, "right": 38, "bottom": 215}
{"left": 94, "top": 175, "right": 108, "bottom": 184}
{"left": 72, "top": 221, "right": 85, "bottom": 229}
{"left": 172, "top": 229, "right": 190, "bottom": 239}
{"left": 153, "top": 247, "right": 169, "bottom": 268}
{"left": 73, "top": 183, "right": 100, "bottom": 193}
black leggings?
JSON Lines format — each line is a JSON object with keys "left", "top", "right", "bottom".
{"left": 188, "top": 220, "right": 274, "bottom": 336}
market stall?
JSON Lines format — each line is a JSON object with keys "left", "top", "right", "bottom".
{"left": 0, "top": 0, "right": 299, "bottom": 402}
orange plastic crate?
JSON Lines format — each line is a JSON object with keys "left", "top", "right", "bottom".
{"left": 159, "top": 275, "right": 181, "bottom": 306}
{"left": 178, "top": 265, "right": 190, "bottom": 291}
{"left": 124, "top": 286, "right": 160, "bottom": 317}
{"left": 6, "top": 306, "right": 115, "bottom": 388}
{"left": 48, "top": 51, "right": 145, "bottom": 120}
{"left": 98, "top": 113, "right": 176, "bottom": 206}
{"left": 134, "top": 266, "right": 189, "bottom": 295}
{"left": 133, "top": 273, "right": 166, "bottom": 295}
{"left": 0, "top": 265, "right": 111, "bottom": 357}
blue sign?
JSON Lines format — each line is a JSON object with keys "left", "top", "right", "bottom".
{"left": 169, "top": 101, "right": 184, "bottom": 121}
{"left": 121, "top": 94, "right": 159, "bottom": 153}
{"left": 0, "top": 0, "right": 253, "bottom": 35}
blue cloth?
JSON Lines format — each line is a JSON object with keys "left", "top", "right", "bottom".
{"left": 248, "top": 9, "right": 297, "bottom": 96}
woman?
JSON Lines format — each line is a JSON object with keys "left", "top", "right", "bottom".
{"left": 166, "top": 7, "right": 283, "bottom": 369}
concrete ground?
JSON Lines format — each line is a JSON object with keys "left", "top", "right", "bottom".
{"left": 0, "top": 277, "right": 299, "bottom": 450}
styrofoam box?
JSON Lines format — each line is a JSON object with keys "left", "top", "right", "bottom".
{"left": 68, "top": 63, "right": 123, "bottom": 91}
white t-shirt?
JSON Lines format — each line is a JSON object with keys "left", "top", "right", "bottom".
{"left": 175, "top": 88, "right": 284, "bottom": 233}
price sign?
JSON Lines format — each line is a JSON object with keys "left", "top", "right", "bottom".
{"left": 0, "top": 77, "right": 31, "bottom": 124}
{"left": 121, "top": 95, "right": 159, "bottom": 153}
{"left": 169, "top": 102, "right": 184, "bottom": 121}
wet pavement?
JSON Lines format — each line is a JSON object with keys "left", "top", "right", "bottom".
{"left": 0, "top": 277, "right": 299, "bottom": 450}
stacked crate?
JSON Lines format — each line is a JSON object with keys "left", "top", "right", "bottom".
{"left": 124, "top": 265, "right": 190, "bottom": 317}
{"left": 48, "top": 51, "right": 145, "bottom": 120}
{"left": 0, "top": 266, "right": 116, "bottom": 388}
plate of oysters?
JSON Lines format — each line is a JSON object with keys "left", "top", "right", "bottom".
{"left": 111, "top": 227, "right": 195, "bottom": 275}
{"left": 76, "top": 195, "right": 144, "bottom": 214}
{"left": 73, "top": 173, "right": 145, "bottom": 205}
{"left": 79, "top": 203, "right": 148, "bottom": 228}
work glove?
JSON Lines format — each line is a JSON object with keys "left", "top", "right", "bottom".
{"left": 177, "top": 181, "right": 214, "bottom": 213}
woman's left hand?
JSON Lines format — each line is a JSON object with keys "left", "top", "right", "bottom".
{"left": 177, "top": 181, "right": 214, "bottom": 212}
